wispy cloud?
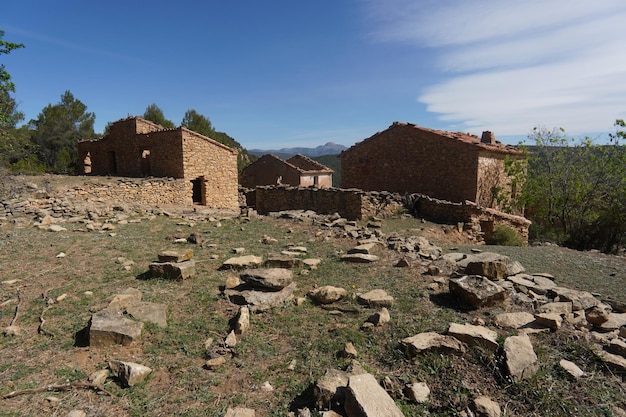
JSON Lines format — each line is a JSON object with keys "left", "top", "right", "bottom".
{"left": 363, "top": 0, "right": 626, "bottom": 137}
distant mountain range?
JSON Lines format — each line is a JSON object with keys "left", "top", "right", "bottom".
{"left": 249, "top": 142, "right": 347, "bottom": 159}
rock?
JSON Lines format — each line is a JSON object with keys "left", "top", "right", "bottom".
{"left": 344, "top": 373, "right": 404, "bottom": 417}
{"left": 553, "top": 287, "right": 600, "bottom": 310}
{"left": 348, "top": 243, "right": 380, "bottom": 255}
{"left": 66, "top": 410, "right": 87, "bottom": 417}
{"left": 357, "top": 289, "right": 394, "bottom": 308}
{"left": 463, "top": 252, "right": 510, "bottom": 280}
{"left": 309, "top": 286, "right": 348, "bottom": 304}
{"left": 260, "top": 381, "right": 274, "bottom": 392}
{"left": 597, "top": 350, "right": 626, "bottom": 373}
{"left": 609, "top": 338, "right": 626, "bottom": 358}
{"left": 586, "top": 303, "right": 612, "bottom": 326}
{"left": 394, "top": 258, "right": 411, "bottom": 268}
{"left": 503, "top": 334, "right": 538, "bottom": 381}
{"left": 597, "top": 313, "right": 626, "bottom": 331}
{"left": 366, "top": 307, "right": 391, "bottom": 326}
{"left": 494, "top": 312, "right": 536, "bottom": 329}
{"left": 224, "top": 407, "right": 255, "bottom": 417}
{"left": 108, "top": 360, "right": 152, "bottom": 387}
{"left": 108, "top": 288, "right": 143, "bottom": 310}
{"left": 341, "top": 254, "right": 379, "bottom": 263}
{"left": 559, "top": 359, "right": 585, "bottom": 378}
{"left": 405, "top": 382, "right": 430, "bottom": 403}
{"left": 235, "top": 306, "right": 250, "bottom": 335}
{"left": 314, "top": 369, "right": 349, "bottom": 409}
{"left": 48, "top": 224, "right": 67, "bottom": 232}
{"left": 205, "top": 356, "right": 227, "bottom": 370}
{"left": 448, "top": 322, "right": 498, "bottom": 352}
{"left": 534, "top": 312, "right": 562, "bottom": 330}
{"left": 343, "top": 342, "right": 358, "bottom": 358}
{"left": 157, "top": 249, "right": 193, "bottom": 262}
{"left": 226, "top": 283, "right": 297, "bottom": 312}
{"left": 232, "top": 247, "right": 246, "bottom": 254}
{"left": 535, "top": 301, "right": 573, "bottom": 315}
{"left": 225, "top": 330, "right": 237, "bottom": 347}
{"left": 401, "top": 332, "right": 466, "bottom": 357}
{"left": 303, "top": 258, "right": 322, "bottom": 269}
{"left": 4, "top": 325, "right": 20, "bottom": 336}
{"left": 506, "top": 261, "right": 525, "bottom": 276}
{"left": 225, "top": 275, "right": 241, "bottom": 289}
{"left": 221, "top": 255, "right": 263, "bottom": 270}
{"left": 149, "top": 260, "right": 195, "bottom": 280}
{"left": 88, "top": 369, "right": 109, "bottom": 385}
{"left": 126, "top": 302, "right": 167, "bottom": 328}
{"left": 449, "top": 275, "right": 507, "bottom": 309}
{"left": 472, "top": 396, "right": 501, "bottom": 417}
{"left": 89, "top": 310, "right": 143, "bottom": 347}
{"left": 240, "top": 268, "right": 292, "bottom": 291}
{"left": 264, "top": 256, "right": 304, "bottom": 269}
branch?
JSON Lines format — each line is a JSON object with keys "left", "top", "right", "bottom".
{"left": 2, "top": 381, "right": 113, "bottom": 399}
{"left": 8, "top": 288, "right": 22, "bottom": 327}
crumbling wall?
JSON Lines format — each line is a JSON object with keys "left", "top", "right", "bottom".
{"left": 69, "top": 177, "right": 190, "bottom": 206}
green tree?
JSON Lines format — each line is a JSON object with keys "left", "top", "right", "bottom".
{"left": 29, "top": 91, "right": 95, "bottom": 173}
{"left": 0, "top": 30, "right": 24, "bottom": 126}
{"left": 143, "top": 103, "right": 174, "bottom": 128}
{"left": 521, "top": 124, "right": 626, "bottom": 253}
{"left": 181, "top": 109, "right": 214, "bottom": 136}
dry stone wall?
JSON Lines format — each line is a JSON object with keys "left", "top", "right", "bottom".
{"left": 70, "top": 178, "right": 190, "bottom": 206}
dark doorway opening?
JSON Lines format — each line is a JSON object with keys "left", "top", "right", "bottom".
{"left": 191, "top": 177, "right": 203, "bottom": 204}
{"left": 141, "top": 150, "right": 151, "bottom": 176}
{"left": 108, "top": 151, "right": 117, "bottom": 175}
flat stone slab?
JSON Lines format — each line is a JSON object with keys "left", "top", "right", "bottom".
{"left": 553, "top": 286, "right": 600, "bottom": 310}
{"left": 240, "top": 268, "right": 293, "bottom": 291}
{"left": 89, "top": 310, "right": 144, "bottom": 347}
{"left": 126, "top": 301, "right": 167, "bottom": 328}
{"left": 226, "top": 282, "right": 296, "bottom": 312}
{"left": 224, "top": 408, "right": 256, "bottom": 417}
{"left": 357, "top": 289, "right": 394, "bottom": 308}
{"left": 495, "top": 312, "right": 536, "bottom": 329}
{"left": 221, "top": 255, "right": 263, "bottom": 270}
{"left": 401, "top": 332, "right": 466, "bottom": 357}
{"left": 504, "top": 334, "right": 538, "bottom": 381}
{"left": 149, "top": 260, "right": 195, "bottom": 280}
{"left": 449, "top": 275, "right": 507, "bottom": 309}
{"left": 263, "top": 256, "right": 303, "bottom": 269}
{"left": 448, "top": 322, "right": 498, "bottom": 351}
{"left": 344, "top": 373, "right": 404, "bottom": 417}
{"left": 341, "top": 254, "right": 379, "bottom": 263}
{"left": 348, "top": 243, "right": 380, "bottom": 255}
{"left": 598, "top": 313, "right": 626, "bottom": 331}
{"left": 158, "top": 249, "right": 193, "bottom": 263}
{"left": 108, "top": 360, "right": 152, "bottom": 387}
{"left": 314, "top": 369, "right": 349, "bottom": 409}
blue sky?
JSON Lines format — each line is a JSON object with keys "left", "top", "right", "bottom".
{"left": 3, "top": 0, "right": 626, "bottom": 149}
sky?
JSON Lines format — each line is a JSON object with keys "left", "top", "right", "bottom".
{"left": 2, "top": 0, "right": 626, "bottom": 150}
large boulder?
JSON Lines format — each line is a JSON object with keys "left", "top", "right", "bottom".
{"left": 239, "top": 268, "right": 293, "bottom": 291}
{"left": 449, "top": 275, "right": 507, "bottom": 309}
{"left": 89, "top": 310, "right": 144, "bottom": 347}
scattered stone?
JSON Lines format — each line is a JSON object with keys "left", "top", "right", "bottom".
{"left": 261, "top": 381, "right": 274, "bottom": 392}
{"left": 235, "top": 306, "right": 250, "bottom": 335}
{"left": 348, "top": 243, "right": 380, "bottom": 255}
{"left": 357, "top": 289, "right": 394, "bottom": 308}
{"left": 56, "top": 293, "right": 68, "bottom": 302}
{"left": 402, "top": 332, "right": 466, "bottom": 357}
{"left": 287, "top": 359, "right": 297, "bottom": 370}
{"left": 88, "top": 369, "right": 109, "bottom": 385}
{"left": 232, "top": 247, "right": 246, "bottom": 254}
{"left": 597, "top": 313, "right": 626, "bottom": 332}
{"left": 89, "top": 310, "right": 143, "bottom": 347}
{"left": 221, "top": 255, "right": 263, "bottom": 270}
{"left": 205, "top": 356, "right": 227, "bottom": 370}
{"left": 108, "top": 288, "right": 143, "bottom": 310}
{"left": 504, "top": 334, "right": 538, "bottom": 381}
{"left": 559, "top": 359, "right": 585, "bottom": 379}
{"left": 264, "top": 256, "right": 303, "bottom": 269}
{"left": 224, "top": 407, "right": 255, "bottom": 417}
{"left": 449, "top": 275, "right": 507, "bottom": 309}
{"left": 314, "top": 369, "right": 349, "bottom": 409}
{"left": 394, "top": 258, "right": 411, "bottom": 268}
{"left": 366, "top": 307, "right": 391, "bottom": 326}
{"left": 48, "top": 224, "right": 67, "bottom": 232}
{"left": 343, "top": 342, "right": 358, "bottom": 358}
{"left": 309, "top": 286, "right": 348, "bottom": 304}
{"left": 405, "top": 382, "right": 430, "bottom": 403}
{"left": 240, "top": 268, "right": 293, "bottom": 291}
{"left": 341, "top": 253, "right": 379, "bottom": 263}
{"left": 609, "top": 338, "right": 626, "bottom": 358}
{"left": 535, "top": 302, "right": 573, "bottom": 315}
{"left": 344, "top": 373, "right": 404, "bottom": 417}
{"left": 149, "top": 260, "right": 195, "bottom": 280}
{"left": 66, "top": 410, "right": 87, "bottom": 417}
{"left": 494, "top": 312, "right": 536, "bottom": 329}
{"left": 126, "top": 302, "right": 167, "bottom": 328}
{"left": 108, "top": 360, "right": 152, "bottom": 387}
{"left": 226, "top": 283, "right": 297, "bottom": 312}
{"left": 225, "top": 330, "right": 237, "bottom": 347}
{"left": 463, "top": 252, "right": 510, "bottom": 280}
{"left": 448, "top": 322, "right": 498, "bottom": 352}
{"left": 586, "top": 303, "right": 613, "bottom": 326}
{"left": 596, "top": 350, "right": 626, "bottom": 373}
{"left": 56, "top": 252, "right": 66, "bottom": 258}
{"left": 303, "top": 258, "right": 321, "bottom": 269}
{"left": 3, "top": 325, "right": 20, "bottom": 336}
{"left": 534, "top": 312, "right": 562, "bottom": 330}
{"left": 158, "top": 249, "right": 193, "bottom": 262}
{"left": 472, "top": 396, "right": 501, "bottom": 417}
{"left": 506, "top": 261, "right": 525, "bottom": 276}
{"left": 225, "top": 275, "right": 241, "bottom": 289}
{"left": 553, "top": 287, "right": 600, "bottom": 311}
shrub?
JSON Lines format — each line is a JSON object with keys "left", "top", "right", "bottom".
{"left": 487, "top": 225, "right": 525, "bottom": 246}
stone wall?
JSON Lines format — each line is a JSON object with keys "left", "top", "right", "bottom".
{"left": 69, "top": 177, "right": 190, "bottom": 206}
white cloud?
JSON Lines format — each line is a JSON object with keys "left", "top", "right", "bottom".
{"left": 363, "top": 0, "right": 626, "bottom": 137}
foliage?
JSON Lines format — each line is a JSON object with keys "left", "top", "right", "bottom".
{"left": 181, "top": 109, "right": 214, "bottom": 136}
{"left": 142, "top": 103, "right": 175, "bottom": 128}
{"left": 28, "top": 91, "right": 96, "bottom": 173}
{"left": 486, "top": 225, "right": 525, "bottom": 246}
{"left": 0, "top": 30, "right": 24, "bottom": 126}
{"left": 520, "top": 124, "right": 626, "bottom": 253}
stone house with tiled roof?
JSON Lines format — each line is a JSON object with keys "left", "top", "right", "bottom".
{"left": 340, "top": 122, "right": 525, "bottom": 212}
{"left": 240, "top": 153, "right": 333, "bottom": 189}
{"left": 77, "top": 117, "right": 239, "bottom": 209}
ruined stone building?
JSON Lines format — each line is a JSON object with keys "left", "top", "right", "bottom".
{"left": 77, "top": 117, "right": 239, "bottom": 209}
{"left": 240, "top": 153, "right": 333, "bottom": 189}
{"left": 340, "top": 122, "right": 525, "bottom": 212}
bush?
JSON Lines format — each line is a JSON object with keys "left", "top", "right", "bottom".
{"left": 487, "top": 225, "right": 525, "bottom": 246}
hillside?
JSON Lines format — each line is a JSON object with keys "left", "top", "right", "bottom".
{"left": 249, "top": 142, "right": 347, "bottom": 159}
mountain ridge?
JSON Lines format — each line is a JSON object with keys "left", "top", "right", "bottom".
{"left": 249, "top": 142, "right": 347, "bottom": 158}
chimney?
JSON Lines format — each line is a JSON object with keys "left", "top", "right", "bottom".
{"left": 481, "top": 131, "right": 495, "bottom": 144}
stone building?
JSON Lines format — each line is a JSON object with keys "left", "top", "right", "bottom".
{"left": 340, "top": 122, "right": 525, "bottom": 212}
{"left": 77, "top": 117, "right": 239, "bottom": 210}
{"left": 240, "top": 153, "right": 333, "bottom": 188}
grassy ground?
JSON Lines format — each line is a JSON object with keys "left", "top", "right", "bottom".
{"left": 0, "top": 195, "right": 625, "bottom": 416}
